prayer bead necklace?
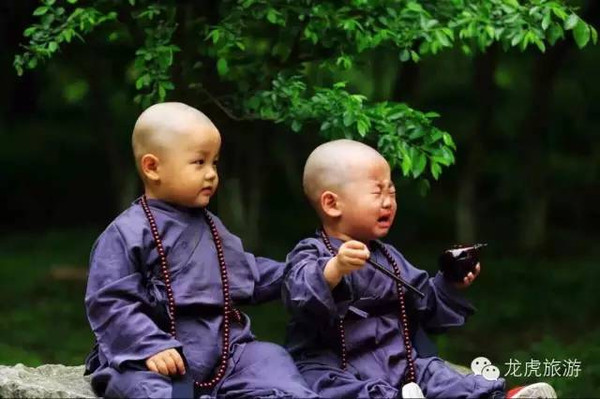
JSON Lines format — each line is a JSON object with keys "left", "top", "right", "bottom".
{"left": 319, "top": 230, "right": 417, "bottom": 383}
{"left": 140, "top": 195, "right": 239, "bottom": 390}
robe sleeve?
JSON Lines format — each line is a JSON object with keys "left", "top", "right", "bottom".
{"left": 386, "top": 244, "right": 475, "bottom": 332}
{"left": 282, "top": 239, "right": 353, "bottom": 323}
{"left": 85, "top": 223, "right": 181, "bottom": 370}
{"left": 208, "top": 212, "right": 288, "bottom": 304}
{"left": 246, "top": 255, "right": 287, "bottom": 304}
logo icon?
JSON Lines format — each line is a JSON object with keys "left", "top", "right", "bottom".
{"left": 471, "top": 356, "right": 500, "bottom": 381}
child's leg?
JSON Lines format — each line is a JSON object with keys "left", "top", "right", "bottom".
{"left": 417, "top": 357, "right": 505, "bottom": 399}
{"left": 94, "top": 366, "right": 182, "bottom": 398}
{"left": 298, "top": 359, "right": 399, "bottom": 398}
{"left": 216, "top": 341, "right": 318, "bottom": 398}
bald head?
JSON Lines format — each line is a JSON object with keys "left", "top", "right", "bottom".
{"left": 303, "top": 139, "right": 386, "bottom": 209}
{"left": 132, "top": 102, "right": 216, "bottom": 170}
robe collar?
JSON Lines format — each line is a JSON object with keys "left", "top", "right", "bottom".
{"left": 314, "top": 229, "right": 381, "bottom": 251}
{"left": 133, "top": 196, "right": 206, "bottom": 218}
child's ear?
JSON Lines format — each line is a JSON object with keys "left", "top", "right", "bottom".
{"left": 321, "top": 191, "right": 342, "bottom": 218}
{"left": 141, "top": 154, "right": 160, "bottom": 182}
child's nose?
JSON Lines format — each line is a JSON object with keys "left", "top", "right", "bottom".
{"left": 382, "top": 195, "right": 393, "bottom": 208}
{"left": 205, "top": 167, "right": 217, "bottom": 179}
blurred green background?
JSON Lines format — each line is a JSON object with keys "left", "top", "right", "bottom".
{"left": 1, "top": 1, "right": 599, "bottom": 397}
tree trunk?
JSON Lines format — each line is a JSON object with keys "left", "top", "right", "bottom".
{"left": 517, "top": 44, "right": 567, "bottom": 253}
{"left": 456, "top": 46, "right": 497, "bottom": 243}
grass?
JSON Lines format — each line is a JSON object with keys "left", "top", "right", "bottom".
{"left": 0, "top": 230, "right": 598, "bottom": 396}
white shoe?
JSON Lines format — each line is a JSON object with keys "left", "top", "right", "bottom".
{"left": 507, "top": 382, "right": 557, "bottom": 398}
{"left": 401, "top": 382, "right": 425, "bottom": 398}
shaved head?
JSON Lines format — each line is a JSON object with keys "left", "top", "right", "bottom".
{"left": 303, "top": 139, "right": 386, "bottom": 210}
{"left": 132, "top": 102, "right": 217, "bottom": 172}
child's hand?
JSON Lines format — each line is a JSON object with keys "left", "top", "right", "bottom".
{"left": 146, "top": 348, "right": 186, "bottom": 376}
{"left": 323, "top": 240, "right": 370, "bottom": 289}
{"left": 452, "top": 263, "right": 481, "bottom": 289}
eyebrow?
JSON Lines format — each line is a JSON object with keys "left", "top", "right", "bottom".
{"left": 193, "top": 149, "right": 219, "bottom": 156}
{"left": 374, "top": 181, "right": 394, "bottom": 187}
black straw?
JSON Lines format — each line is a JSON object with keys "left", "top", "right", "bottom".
{"left": 365, "top": 257, "right": 425, "bottom": 298}
{"left": 328, "top": 243, "right": 425, "bottom": 299}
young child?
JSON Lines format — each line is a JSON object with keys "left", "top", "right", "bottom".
{"left": 84, "top": 102, "right": 316, "bottom": 398}
{"left": 282, "top": 139, "right": 557, "bottom": 398}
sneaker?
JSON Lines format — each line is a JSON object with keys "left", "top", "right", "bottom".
{"left": 507, "top": 382, "right": 557, "bottom": 398}
{"left": 401, "top": 382, "right": 425, "bottom": 398}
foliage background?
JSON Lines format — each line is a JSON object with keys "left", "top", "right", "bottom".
{"left": 1, "top": 0, "right": 599, "bottom": 396}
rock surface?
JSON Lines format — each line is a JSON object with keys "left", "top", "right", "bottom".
{"left": 0, "top": 362, "right": 471, "bottom": 398}
{"left": 0, "top": 364, "right": 96, "bottom": 398}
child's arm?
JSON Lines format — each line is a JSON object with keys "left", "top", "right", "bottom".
{"left": 282, "top": 239, "right": 362, "bottom": 322}
{"left": 385, "top": 245, "right": 476, "bottom": 332}
{"left": 85, "top": 224, "right": 183, "bottom": 372}
{"left": 323, "top": 240, "right": 370, "bottom": 289}
{"left": 252, "top": 240, "right": 368, "bottom": 304}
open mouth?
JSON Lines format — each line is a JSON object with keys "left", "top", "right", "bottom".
{"left": 377, "top": 215, "right": 391, "bottom": 224}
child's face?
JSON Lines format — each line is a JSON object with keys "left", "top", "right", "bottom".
{"left": 336, "top": 156, "right": 396, "bottom": 242}
{"left": 158, "top": 123, "right": 221, "bottom": 208}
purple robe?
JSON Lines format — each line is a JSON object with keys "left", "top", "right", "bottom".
{"left": 84, "top": 198, "right": 316, "bottom": 398}
{"left": 283, "top": 235, "right": 506, "bottom": 398}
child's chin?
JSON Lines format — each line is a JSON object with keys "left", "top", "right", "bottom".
{"left": 373, "top": 227, "right": 390, "bottom": 238}
{"left": 197, "top": 198, "right": 211, "bottom": 207}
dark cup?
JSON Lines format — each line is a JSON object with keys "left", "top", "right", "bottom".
{"left": 438, "top": 243, "right": 487, "bottom": 283}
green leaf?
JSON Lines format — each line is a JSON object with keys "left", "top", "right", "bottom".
{"left": 533, "top": 37, "right": 546, "bottom": 53}
{"left": 27, "top": 57, "right": 38, "bottom": 69}
{"left": 442, "top": 132, "right": 454, "bottom": 147}
{"left": 547, "top": 23, "right": 563, "bottom": 45}
{"left": 406, "top": 2, "right": 423, "bottom": 12}
{"left": 573, "top": 20, "right": 590, "bottom": 48}
{"left": 343, "top": 111, "right": 354, "bottom": 127}
{"left": 48, "top": 42, "right": 58, "bottom": 52}
{"left": 511, "top": 31, "right": 524, "bottom": 47}
{"left": 399, "top": 49, "right": 410, "bottom": 62}
{"left": 267, "top": 9, "right": 278, "bottom": 24}
{"left": 33, "top": 6, "right": 48, "bottom": 16}
{"left": 67, "top": 0, "right": 78, "bottom": 3}
{"left": 24, "top": 27, "right": 36, "bottom": 37}
{"left": 401, "top": 152, "right": 412, "bottom": 176}
{"left": 430, "top": 162, "right": 441, "bottom": 180}
{"left": 357, "top": 119, "right": 369, "bottom": 136}
{"left": 564, "top": 14, "right": 578, "bottom": 30}
{"left": 542, "top": 12, "right": 551, "bottom": 31}
{"left": 417, "top": 179, "right": 430, "bottom": 196}
{"left": 135, "top": 76, "right": 145, "bottom": 90}
{"left": 208, "top": 29, "right": 220, "bottom": 44}
{"left": 435, "top": 30, "right": 451, "bottom": 47}
{"left": 217, "top": 58, "right": 229, "bottom": 76}
{"left": 412, "top": 152, "right": 426, "bottom": 178}
{"left": 291, "top": 120, "right": 302, "bottom": 133}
